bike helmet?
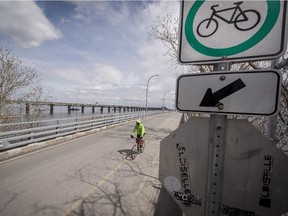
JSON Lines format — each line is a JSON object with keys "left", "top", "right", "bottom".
{"left": 136, "top": 119, "right": 141, "bottom": 124}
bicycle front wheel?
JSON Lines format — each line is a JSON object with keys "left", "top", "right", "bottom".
{"left": 234, "top": 10, "right": 260, "bottom": 31}
{"left": 140, "top": 140, "right": 145, "bottom": 153}
{"left": 131, "top": 145, "right": 138, "bottom": 159}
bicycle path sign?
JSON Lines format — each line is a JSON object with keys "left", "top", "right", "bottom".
{"left": 178, "top": 0, "right": 288, "bottom": 64}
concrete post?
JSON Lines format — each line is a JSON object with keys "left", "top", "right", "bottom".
{"left": 25, "top": 103, "right": 30, "bottom": 114}
{"left": 50, "top": 104, "right": 54, "bottom": 115}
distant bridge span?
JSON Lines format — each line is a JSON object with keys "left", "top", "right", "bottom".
{"left": 4, "top": 100, "right": 162, "bottom": 114}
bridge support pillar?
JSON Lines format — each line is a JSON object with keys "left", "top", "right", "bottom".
{"left": 81, "top": 106, "right": 84, "bottom": 113}
{"left": 92, "top": 106, "right": 95, "bottom": 113}
{"left": 68, "top": 105, "right": 71, "bottom": 114}
{"left": 25, "top": 103, "right": 30, "bottom": 114}
{"left": 100, "top": 107, "right": 104, "bottom": 114}
{"left": 50, "top": 104, "right": 54, "bottom": 115}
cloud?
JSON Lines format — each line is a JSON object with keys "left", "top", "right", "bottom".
{"left": 73, "top": 1, "right": 130, "bottom": 26}
{"left": 44, "top": 62, "right": 123, "bottom": 90}
{"left": 92, "top": 63, "right": 123, "bottom": 86}
{"left": 0, "top": 1, "right": 62, "bottom": 48}
{"left": 0, "top": 1, "right": 179, "bottom": 108}
{"left": 67, "top": 1, "right": 179, "bottom": 106}
{"left": 52, "top": 68, "right": 90, "bottom": 85}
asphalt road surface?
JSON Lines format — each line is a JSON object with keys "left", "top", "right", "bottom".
{"left": 0, "top": 112, "right": 182, "bottom": 216}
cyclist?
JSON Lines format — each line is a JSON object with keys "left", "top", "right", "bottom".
{"left": 130, "top": 120, "right": 145, "bottom": 150}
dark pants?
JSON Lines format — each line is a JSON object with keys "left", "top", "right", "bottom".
{"left": 137, "top": 133, "right": 145, "bottom": 138}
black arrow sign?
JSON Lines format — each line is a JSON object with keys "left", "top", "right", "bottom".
{"left": 199, "top": 78, "right": 246, "bottom": 107}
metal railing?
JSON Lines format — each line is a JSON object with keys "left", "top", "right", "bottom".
{"left": 0, "top": 111, "right": 166, "bottom": 151}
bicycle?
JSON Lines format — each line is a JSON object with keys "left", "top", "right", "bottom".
{"left": 196, "top": 1, "right": 261, "bottom": 38}
{"left": 130, "top": 137, "right": 145, "bottom": 160}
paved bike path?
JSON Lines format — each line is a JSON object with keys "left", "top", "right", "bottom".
{"left": 0, "top": 112, "right": 182, "bottom": 216}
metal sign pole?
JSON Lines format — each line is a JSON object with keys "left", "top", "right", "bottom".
{"left": 205, "top": 62, "right": 230, "bottom": 216}
{"left": 268, "top": 60, "right": 278, "bottom": 142}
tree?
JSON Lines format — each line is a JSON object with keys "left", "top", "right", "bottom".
{"left": 148, "top": 11, "right": 213, "bottom": 74}
{"left": 0, "top": 46, "right": 48, "bottom": 125}
{"left": 149, "top": 11, "right": 288, "bottom": 153}
{"left": 149, "top": 11, "right": 179, "bottom": 66}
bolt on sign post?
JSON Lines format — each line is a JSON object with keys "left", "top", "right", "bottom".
{"left": 178, "top": 0, "right": 288, "bottom": 64}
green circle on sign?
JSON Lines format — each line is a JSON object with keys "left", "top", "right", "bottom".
{"left": 185, "top": 1, "right": 280, "bottom": 57}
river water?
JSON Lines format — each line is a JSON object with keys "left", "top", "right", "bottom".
{"left": 1, "top": 104, "right": 145, "bottom": 133}
{"left": 9, "top": 104, "right": 130, "bottom": 121}
{"left": 37, "top": 106, "right": 108, "bottom": 120}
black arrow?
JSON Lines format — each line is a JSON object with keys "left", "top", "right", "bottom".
{"left": 199, "top": 78, "right": 246, "bottom": 107}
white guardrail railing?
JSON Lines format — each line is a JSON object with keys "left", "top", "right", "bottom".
{"left": 0, "top": 111, "right": 166, "bottom": 151}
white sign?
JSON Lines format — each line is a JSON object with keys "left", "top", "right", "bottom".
{"left": 178, "top": 0, "right": 288, "bottom": 64}
{"left": 176, "top": 70, "right": 281, "bottom": 116}
{"left": 159, "top": 117, "right": 288, "bottom": 216}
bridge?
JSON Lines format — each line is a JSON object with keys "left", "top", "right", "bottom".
{"left": 4, "top": 100, "right": 163, "bottom": 115}
{"left": 0, "top": 112, "right": 182, "bottom": 216}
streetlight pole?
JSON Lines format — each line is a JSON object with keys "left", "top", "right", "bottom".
{"left": 162, "top": 91, "right": 170, "bottom": 111}
{"left": 145, "top": 74, "right": 159, "bottom": 112}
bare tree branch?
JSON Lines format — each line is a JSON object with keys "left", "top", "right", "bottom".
{"left": 0, "top": 46, "right": 49, "bottom": 124}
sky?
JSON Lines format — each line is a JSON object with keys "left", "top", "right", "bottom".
{"left": 0, "top": 0, "right": 182, "bottom": 109}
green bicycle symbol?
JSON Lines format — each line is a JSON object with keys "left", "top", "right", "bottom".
{"left": 185, "top": 0, "right": 280, "bottom": 57}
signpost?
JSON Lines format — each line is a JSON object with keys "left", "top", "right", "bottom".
{"left": 176, "top": 70, "right": 281, "bottom": 116}
{"left": 159, "top": 1, "right": 288, "bottom": 216}
{"left": 178, "top": 1, "right": 288, "bottom": 64}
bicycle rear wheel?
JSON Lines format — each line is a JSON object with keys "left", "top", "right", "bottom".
{"left": 197, "top": 18, "right": 218, "bottom": 38}
{"left": 131, "top": 145, "right": 138, "bottom": 159}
